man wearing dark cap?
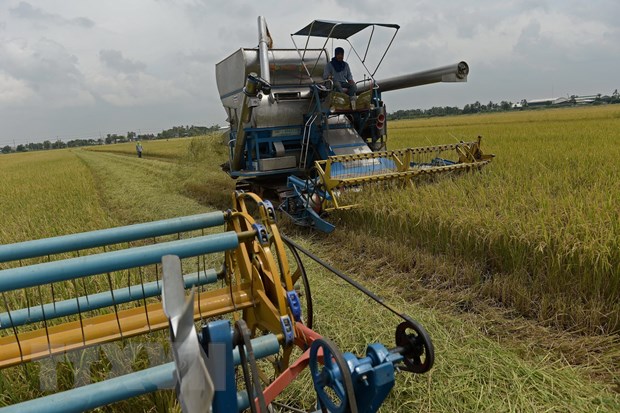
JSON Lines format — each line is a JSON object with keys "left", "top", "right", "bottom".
{"left": 323, "top": 47, "right": 357, "bottom": 108}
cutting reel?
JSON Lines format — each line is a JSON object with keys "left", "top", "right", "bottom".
{"left": 0, "top": 191, "right": 432, "bottom": 413}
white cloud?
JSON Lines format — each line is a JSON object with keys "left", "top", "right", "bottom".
{"left": 0, "top": 72, "right": 34, "bottom": 104}
{"left": 90, "top": 72, "right": 190, "bottom": 107}
{"left": 99, "top": 49, "right": 147, "bottom": 73}
{"left": 0, "top": 0, "right": 618, "bottom": 144}
{"left": 10, "top": 1, "right": 95, "bottom": 28}
{"left": 0, "top": 37, "right": 95, "bottom": 108}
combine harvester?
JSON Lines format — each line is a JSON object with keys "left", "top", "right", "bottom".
{"left": 0, "top": 193, "right": 432, "bottom": 412}
{"left": 217, "top": 17, "right": 494, "bottom": 232}
{"left": 0, "top": 17, "right": 490, "bottom": 412}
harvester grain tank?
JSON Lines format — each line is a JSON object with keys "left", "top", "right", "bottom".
{"left": 216, "top": 17, "right": 493, "bottom": 232}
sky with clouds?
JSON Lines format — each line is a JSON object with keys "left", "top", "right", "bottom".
{"left": 1, "top": 0, "right": 618, "bottom": 145}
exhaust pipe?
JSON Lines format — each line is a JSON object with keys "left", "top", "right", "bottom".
{"left": 258, "top": 16, "right": 271, "bottom": 84}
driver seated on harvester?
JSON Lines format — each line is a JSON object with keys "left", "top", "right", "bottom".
{"left": 323, "top": 47, "right": 358, "bottom": 109}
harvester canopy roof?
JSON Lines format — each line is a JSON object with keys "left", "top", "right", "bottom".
{"left": 293, "top": 20, "right": 400, "bottom": 39}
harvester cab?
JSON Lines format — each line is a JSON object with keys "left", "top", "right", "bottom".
{"left": 216, "top": 17, "right": 494, "bottom": 233}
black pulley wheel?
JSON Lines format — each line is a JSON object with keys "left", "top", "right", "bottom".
{"left": 395, "top": 319, "right": 434, "bottom": 373}
{"left": 235, "top": 320, "right": 267, "bottom": 413}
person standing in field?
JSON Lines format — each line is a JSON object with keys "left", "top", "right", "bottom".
{"left": 136, "top": 141, "right": 143, "bottom": 158}
{"left": 323, "top": 46, "right": 357, "bottom": 108}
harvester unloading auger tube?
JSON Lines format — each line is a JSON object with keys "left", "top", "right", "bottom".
{"left": 216, "top": 17, "right": 494, "bottom": 233}
{"left": 0, "top": 191, "right": 432, "bottom": 413}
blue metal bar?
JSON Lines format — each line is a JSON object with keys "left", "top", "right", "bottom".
{"left": 230, "top": 167, "right": 300, "bottom": 178}
{"left": 0, "top": 270, "right": 218, "bottom": 329}
{"left": 0, "top": 212, "right": 226, "bottom": 263}
{"left": 230, "top": 333, "right": 280, "bottom": 365}
{"left": 0, "top": 363, "right": 175, "bottom": 413}
{"left": 0, "top": 232, "right": 239, "bottom": 293}
{"left": 0, "top": 334, "right": 280, "bottom": 413}
{"left": 330, "top": 143, "right": 370, "bottom": 149}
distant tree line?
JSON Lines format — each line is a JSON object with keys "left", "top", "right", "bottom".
{"left": 4, "top": 89, "right": 619, "bottom": 154}
{"left": 1, "top": 124, "right": 221, "bottom": 154}
{"left": 1, "top": 139, "right": 72, "bottom": 154}
{"left": 388, "top": 89, "right": 620, "bottom": 121}
{"left": 388, "top": 100, "right": 515, "bottom": 120}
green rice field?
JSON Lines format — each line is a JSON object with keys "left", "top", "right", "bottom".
{"left": 0, "top": 105, "right": 618, "bottom": 411}
{"left": 342, "top": 105, "right": 620, "bottom": 334}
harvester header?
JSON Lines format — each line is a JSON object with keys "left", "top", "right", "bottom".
{"left": 1, "top": 192, "right": 433, "bottom": 412}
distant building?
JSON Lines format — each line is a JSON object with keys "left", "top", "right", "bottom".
{"left": 526, "top": 98, "right": 557, "bottom": 107}
{"left": 516, "top": 94, "right": 606, "bottom": 108}
{"left": 552, "top": 97, "right": 571, "bottom": 106}
{"left": 574, "top": 95, "right": 597, "bottom": 105}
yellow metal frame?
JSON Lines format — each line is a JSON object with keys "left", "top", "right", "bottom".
{"left": 0, "top": 285, "right": 255, "bottom": 368}
{"left": 0, "top": 193, "right": 300, "bottom": 371}
{"left": 225, "top": 192, "right": 296, "bottom": 338}
{"left": 314, "top": 137, "right": 493, "bottom": 211}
